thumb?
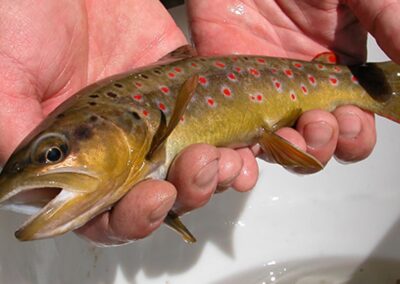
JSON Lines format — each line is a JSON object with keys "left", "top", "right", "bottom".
{"left": 346, "top": 0, "right": 400, "bottom": 62}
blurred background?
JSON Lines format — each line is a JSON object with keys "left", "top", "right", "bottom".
{"left": 0, "top": 2, "right": 399, "bottom": 284}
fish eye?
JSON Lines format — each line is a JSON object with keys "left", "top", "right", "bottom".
{"left": 45, "top": 147, "right": 63, "bottom": 163}
{"left": 30, "top": 133, "right": 69, "bottom": 165}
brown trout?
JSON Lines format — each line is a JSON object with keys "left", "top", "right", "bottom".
{"left": 0, "top": 46, "right": 399, "bottom": 243}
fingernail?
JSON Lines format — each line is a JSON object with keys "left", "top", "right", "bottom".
{"left": 194, "top": 160, "right": 219, "bottom": 189}
{"left": 149, "top": 195, "right": 175, "bottom": 223}
{"left": 337, "top": 112, "right": 362, "bottom": 139}
{"left": 303, "top": 121, "right": 334, "bottom": 148}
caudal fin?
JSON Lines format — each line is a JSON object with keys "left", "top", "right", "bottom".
{"left": 350, "top": 61, "right": 400, "bottom": 123}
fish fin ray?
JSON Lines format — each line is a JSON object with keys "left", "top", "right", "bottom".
{"left": 146, "top": 75, "right": 199, "bottom": 159}
{"left": 259, "top": 131, "right": 323, "bottom": 174}
{"left": 164, "top": 211, "right": 196, "bottom": 244}
{"left": 312, "top": 51, "right": 338, "bottom": 64}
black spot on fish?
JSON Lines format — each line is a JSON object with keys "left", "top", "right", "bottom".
{"left": 56, "top": 113, "right": 65, "bottom": 119}
{"left": 243, "top": 56, "right": 249, "bottom": 61}
{"left": 89, "top": 94, "right": 99, "bottom": 98}
{"left": 114, "top": 83, "right": 123, "bottom": 88}
{"left": 9, "top": 162, "right": 24, "bottom": 173}
{"left": 154, "top": 70, "right": 162, "bottom": 75}
{"left": 199, "top": 58, "right": 207, "bottom": 62}
{"left": 106, "top": 92, "right": 118, "bottom": 98}
{"left": 140, "top": 74, "right": 149, "bottom": 79}
{"left": 74, "top": 125, "right": 93, "bottom": 140}
{"left": 89, "top": 102, "right": 97, "bottom": 106}
{"left": 89, "top": 115, "right": 98, "bottom": 123}
{"left": 349, "top": 64, "right": 392, "bottom": 102}
{"left": 130, "top": 111, "right": 141, "bottom": 120}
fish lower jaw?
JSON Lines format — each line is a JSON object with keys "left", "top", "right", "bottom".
{"left": 0, "top": 185, "right": 69, "bottom": 240}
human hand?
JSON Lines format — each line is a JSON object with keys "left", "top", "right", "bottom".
{"left": 185, "top": 0, "right": 400, "bottom": 180}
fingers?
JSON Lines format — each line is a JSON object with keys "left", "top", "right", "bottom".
{"left": 168, "top": 144, "right": 259, "bottom": 214}
{"left": 346, "top": 0, "right": 400, "bottom": 63}
{"left": 276, "top": 107, "right": 376, "bottom": 173}
{"left": 295, "top": 110, "right": 339, "bottom": 165}
{"left": 76, "top": 144, "right": 260, "bottom": 245}
{"left": 168, "top": 144, "right": 220, "bottom": 214}
{"left": 333, "top": 105, "right": 376, "bottom": 162}
{"left": 75, "top": 180, "right": 177, "bottom": 246}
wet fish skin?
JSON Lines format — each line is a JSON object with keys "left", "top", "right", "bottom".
{"left": 0, "top": 49, "right": 400, "bottom": 242}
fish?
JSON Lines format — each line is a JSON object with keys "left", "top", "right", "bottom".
{"left": 0, "top": 45, "right": 400, "bottom": 243}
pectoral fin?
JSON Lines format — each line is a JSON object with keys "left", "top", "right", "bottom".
{"left": 164, "top": 211, "right": 196, "bottom": 244}
{"left": 259, "top": 131, "right": 323, "bottom": 174}
{"left": 146, "top": 75, "right": 199, "bottom": 159}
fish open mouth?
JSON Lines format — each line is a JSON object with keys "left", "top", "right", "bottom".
{"left": 2, "top": 187, "right": 63, "bottom": 215}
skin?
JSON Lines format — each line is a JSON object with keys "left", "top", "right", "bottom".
{"left": 0, "top": 0, "right": 398, "bottom": 245}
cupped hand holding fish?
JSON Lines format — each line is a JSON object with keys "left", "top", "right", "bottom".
{"left": 0, "top": 0, "right": 398, "bottom": 245}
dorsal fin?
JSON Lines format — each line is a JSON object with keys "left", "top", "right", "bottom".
{"left": 312, "top": 51, "right": 338, "bottom": 64}
{"left": 146, "top": 75, "right": 199, "bottom": 159}
{"left": 159, "top": 45, "right": 197, "bottom": 62}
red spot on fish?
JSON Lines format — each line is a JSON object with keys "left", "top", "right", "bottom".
{"left": 190, "top": 62, "right": 198, "bottom": 68}
{"left": 270, "top": 68, "right": 278, "bottom": 74}
{"left": 221, "top": 86, "right": 232, "bottom": 97}
{"left": 214, "top": 61, "right": 226, "bottom": 69}
{"left": 206, "top": 97, "right": 216, "bottom": 107}
{"left": 230, "top": 56, "right": 238, "bottom": 62}
{"left": 351, "top": 75, "right": 359, "bottom": 84}
{"left": 142, "top": 110, "right": 149, "bottom": 117}
{"left": 180, "top": 115, "right": 185, "bottom": 122}
{"left": 275, "top": 82, "right": 281, "bottom": 89}
{"left": 328, "top": 55, "right": 337, "bottom": 63}
{"left": 257, "top": 58, "right": 266, "bottom": 64}
{"left": 198, "top": 76, "right": 208, "bottom": 86}
{"left": 158, "top": 102, "right": 166, "bottom": 111}
{"left": 133, "top": 94, "right": 143, "bottom": 102}
{"left": 248, "top": 67, "right": 261, "bottom": 78}
{"left": 249, "top": 93, "right": 263, "bottom": 103}
{"left": 301, "top": 84, "right": 308, "bottom": 95}
{"left": 284, "top": 69, "right": 294, "bottom": 78}
{"left": 316, "top": 64, "right": 326, "bottom": 70}
{"left": 168, "top": 72, "right": 176, "bottom": 78}
{"left": 227, "top": 73, "right": 237, "bottom": 82}
{"left": 160, "top": 86, "right": 170, "bottom": 94}
{"left": 334, "top": 66, "right": 342, "bottom": 73}
{"left": 308, "top": 75, "right": 317, "bottom": 86}
{"left": 174, "top": 67, "right": 182, "bottom": 73}
{"left": 293, "top": 62, "right": 303, "bottom": 69}
{"left": 290, "top": 91, "right": 297, "bottom": 101}
{"left": 329, "top": 75, "right": 339, "bottom": 86}
{"left": 235, "top": 66, "right": 242, "bottom": 73}
{"left": 135, "top": 82, "right": 143, "bottom": 88}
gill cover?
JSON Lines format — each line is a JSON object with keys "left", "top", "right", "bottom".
{"left": 0, "top": 110, "right": 152, "bottom": 241}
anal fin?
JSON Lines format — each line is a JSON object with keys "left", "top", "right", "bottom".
{"left": 259, "top": 131, "right": 323, "bottom": 174}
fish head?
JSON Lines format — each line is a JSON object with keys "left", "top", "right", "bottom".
{"left": 0, "top": 106, "right": 152, "bottom": 241}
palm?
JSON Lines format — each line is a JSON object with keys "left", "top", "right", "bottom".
{"left": 188, "top": 0, "right": 367, "bottom": 63}
{"left": 0, "top": 0, "right": 186, "bottom": 164}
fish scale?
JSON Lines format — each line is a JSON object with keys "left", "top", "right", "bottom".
{"left": 0, "top": 46, "right": 400, "bottom": 243}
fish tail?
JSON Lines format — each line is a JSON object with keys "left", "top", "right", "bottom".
{"left": 350, "top": 61, "right": 400, "bottom": 122}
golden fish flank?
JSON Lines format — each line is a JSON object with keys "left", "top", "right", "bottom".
{"left": 0, "top": 46, "right": 400, "bottom": 243}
